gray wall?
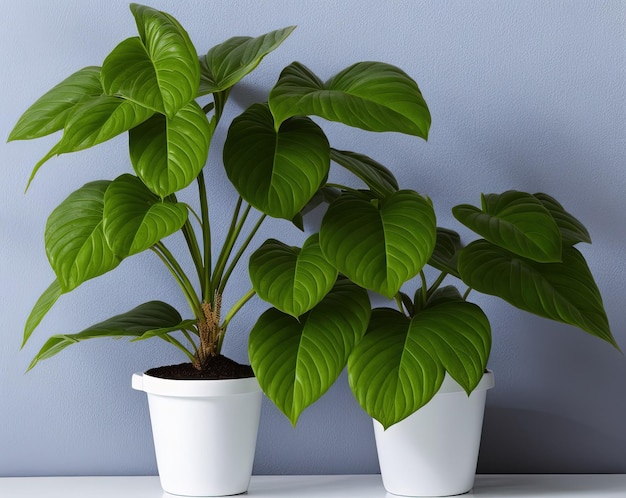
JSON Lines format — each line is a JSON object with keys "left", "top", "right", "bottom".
{"left": 1, "top": 0, "right": 625, "bottom": 476}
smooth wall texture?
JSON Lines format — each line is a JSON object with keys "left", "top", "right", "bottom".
{"left": 1, "top": 0, "right": 625, "bottom": 476}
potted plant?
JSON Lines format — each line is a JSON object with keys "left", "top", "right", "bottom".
{"left": 10, "top": 3, "right": 440, "bottom": 496}
{"left": 244, "top": 38, "right": 621, "bottom": 498}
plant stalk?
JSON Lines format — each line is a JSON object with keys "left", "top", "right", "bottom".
{"left": 218, "top": 213, "right": 267, "bottom": 294}
{"left": 151, "top": 243, "right": 202, "bottom": 319}
{"left": 197, "top": 171, "right": 212, "bottom": 303}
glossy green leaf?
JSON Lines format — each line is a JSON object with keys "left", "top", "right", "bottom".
{"left": 348, "top": 302, "right": 491, "bottom": 428}
{"left": 199, "top": 26, "right": 295, "bottom": 94}
{"left": 428, "top": 227, "right": 462, "bottom": 278}
{"left": 453, "top": 191, "right": 562, "bottom": 263}
{"left": 28, "top": 96, "right": 155, "bottom": 183}
{"left": 103, "top": 174, "right": 188, "bottom": 257}
{"left": 9, "top": 66, "right": 103, "bottom": 141}
{"left": 458, "top": 240, "right": 617, "bottom": 348}
{"left": 224, "top": 103, "right": 330, "bottom": 219}
{"left": 249, "top": 234, "right": 338, "bottom": 317}
{"left": 330, "top": 149, "right": 398, "bottom": 197}
{"left": 27, "top": 301, "right": 183, "bottom": 370}
{"left": 129, "top": 101, "right": 212, "bottom": 197}
{"left": 269, "top": 61, "right": 430, "bottom": 137}
{"left": 319, "top": 190, "right": 437, "bottom": 298}
{"left": 58, "top": 96, "right": 154, "bottom": 151}
{"left": 45, "top": 181, "right": 121, "bottom": 292}
{"left": 533, "top": 192, "right": 591, "bottom": 245}
{"left": 23, "top": 280, "right": 63, "bottom": 347}
{"left": 249, "top": 280, "right": 370, "bottom": 425}
{"left": 101, "top": 4, "right": 199, "bottom": 117}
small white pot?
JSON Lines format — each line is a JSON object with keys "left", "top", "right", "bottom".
{"left": 374, "top": 371, "right": 494, "bottom": 497}
{"left": 132, "top": 372, "right": 262, "bottom": 497}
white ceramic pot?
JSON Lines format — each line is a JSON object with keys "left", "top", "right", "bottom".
{"left": 132, "top": 372, "right": 262, "bottom": 497}
{"left": 374, "top": 371, "right": 494, "bottom": 497}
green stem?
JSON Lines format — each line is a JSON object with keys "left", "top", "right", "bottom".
{"left": 181, "top": 220, "right": 204, "bottom": 286}
{"left": 212, "top": 198, "right": 248, "bottom": 290}
{"left": 202, "top": 102, "right": 215, "bottom": 115}
{"left": 213, "top": 89, "right": 231, "bottom": 122}
{"left": 151, "top": 244, "right": 202, "bottom": 319}
{"left": 427, "top": 271, "right": 448, "bottom": 298}
{"left": 197, "top": 171, "right": 212, "bottom": 303}
{"left": 218, "top": 213, "right": 267, "bottom": 294}
{"left": 181, "top": 328, "right": 199, "bottom": 353}
{"left": 463, "top": 287, "right": 473, "bottom": 300}
{"left": 218, "top": 288, "right": 256, "bottom": 351}
{"left": 419, "top": 271, "right": 428, "bottom": 304}
{"left": 394, "top": 294, "right": 405, "bottom": 314}
{"left": 158, "top": 334, "right": 196, "bottom": 363}
{"left": 183, "top": 202, "right": 203, "bottom": 227}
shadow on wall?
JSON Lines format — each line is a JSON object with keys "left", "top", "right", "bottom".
{"left": 478, "top": 406, "right": 626, "bottom": 474}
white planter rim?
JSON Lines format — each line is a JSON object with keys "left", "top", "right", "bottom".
{"left": 132, "top": 372, "right": 260, "bottom": 397}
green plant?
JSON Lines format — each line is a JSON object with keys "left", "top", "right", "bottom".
{"left": 12, "top": 4, "right": 616, "bottom": 434}
{"left": 251, "top": 186, "right": 618, "bottom": 429}
{"left": 9, "top": 4, "right": 431, "bottom": 376}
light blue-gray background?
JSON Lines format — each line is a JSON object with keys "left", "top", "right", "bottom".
{"left": 1, "top": 0, "right": 625, "bottom": 477}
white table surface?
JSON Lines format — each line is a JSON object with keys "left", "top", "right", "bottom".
{"left": 0, "top": 474, "right": 625, "bottom": 497}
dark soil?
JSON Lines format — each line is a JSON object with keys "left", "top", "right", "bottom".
{"left": 146, "top": 355, "right": 254, "bottom": 380}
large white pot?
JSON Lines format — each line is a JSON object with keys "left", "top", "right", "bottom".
{"left": 132, "top": 372, "right": 262, "bottom": 497}
{"left": 374, "top": 371, "right": 494, "bottom": 497}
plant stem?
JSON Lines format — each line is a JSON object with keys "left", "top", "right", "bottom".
{"left": 202, "top": 102, "right": 215, "bottom": 115}
{"left": 213, "top": 90, "right": 231, "bottom": 122}
{"left": 181, "top": 220, "right": 204, "bottom": 286}
{"left": 218, "top": 213, "right": 267, "bottom": 294}
{"left": 419, "top": 271, "right": 428, "bottom": 304}
{"left": 197, "top": 171, "right": 212, "bottom": 303}
{"left": 394, "top": 294, "right": 405, "bottom": 314}
{"left": 158, "top": 334, "right": 196, "bottom": 363}
{"left": 463, "top": 287, "right": 472, "bottom": 300}
{"left": 151, "top": 243, "right": 202, "bottom": 319}
{"left": 212, "top": 198, "right": 248, "bottom": 290}
{"left": 427, "top": 271, "right": 448, "bottom": 297}
{"left": 181, "top": 328, "right": 199, "bottom": 353}
{"left": 218, "top": 288, "right": 256, "bottom": 351}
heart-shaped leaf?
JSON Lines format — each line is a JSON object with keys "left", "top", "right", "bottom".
{"left": 348, "top": 301, "right": 491, "bottom": 429}
{"left": 223, "top": 103, "right": 330, "bottom": 219}
{"left": 428, "top": 227, "right": 462, "bottom": 277}
{"left": 45, "top": 181, "right": 121, "bottom": 292}
{"left": 249, "top": 234, "right": 337, "bottom": 317}
{"left": 330, "top": 149, "right": 398, "bottom": 197}
{"left": 458, "top": 240, "right": 617, "bottom": 348}
{"left": 249, "top": 280, "right": 370, "bottom": 425}
{"left": 23, "top": 280, "right": 63, "bottom": 347}
{"left": 319, "top": 190, "right": 437, "bottom": 298}
{"left": 533, "top": 192, "right": 591, "bottom": 245}
{"left": 199, "top": 26, "right": 295, "bottom": 95}
{"left": 103, "top": 174, "right": 188, "bottom": 257}
{"left": 9, "top": 66, "right": 103, "bottom": 141}
{"left": 269, "top": 61, "right": 430, "bottom": 138}
{"left": 101, "top": 4, "right": 199, "bottom": 117}
{"left": 129, "top": 101, "right": 212, "bottom": 198}
{"left": 27, "top": 301, "right": 184, "bottom": 370}
{"left": 453, "top": 191, "right": 562, "bottom": 263}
